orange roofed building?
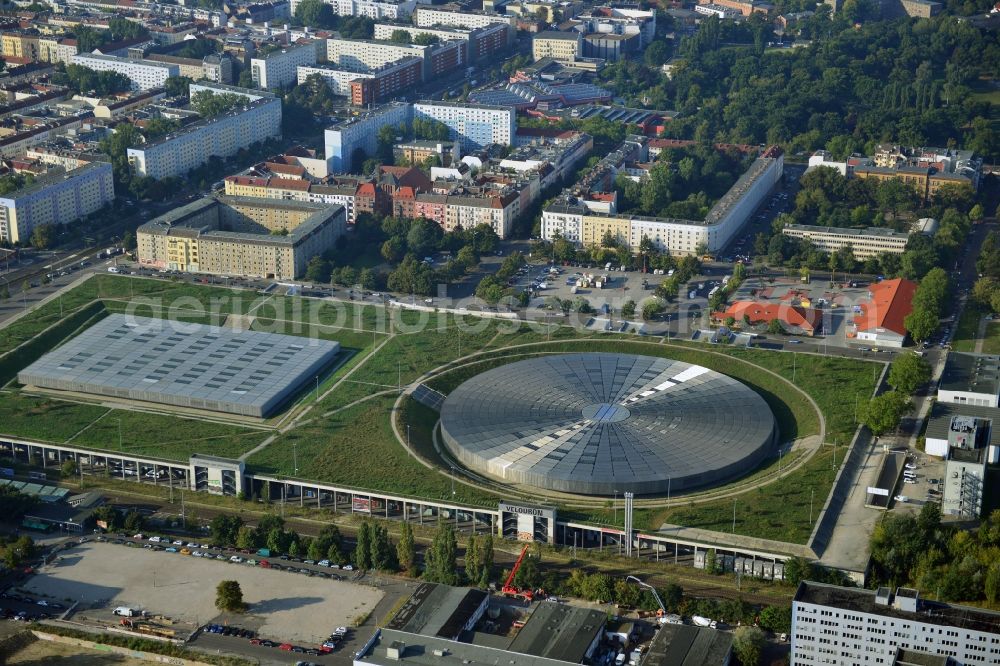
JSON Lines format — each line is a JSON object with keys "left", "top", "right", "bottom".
{"left": 848, "top": 277, "right": 918, "bottom": 348}
{"left": 712, "top": 300, "right": 822, "bottom": 336}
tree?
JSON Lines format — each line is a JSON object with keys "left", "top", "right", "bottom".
{"left": 389, "top": 29, "right": 412, "bottom": 43}
{"left": 904, "top": 307, "right": 940, "bottom": 342}
{"left": 235, "top": 525, "right": 256, "bottom": 550}
{"left": 123, "top": 510, "right": 144, "bottom": 533}
{"left": 215, "top": 580, "right": 247, "bottom": 612}
{"left": 397, "top": 521, "right": 416, "bottom": 575}
{"left": 465, "top": 534, "right": 481, "bottom": 584}
{"left": 477, "top": 533, "right": 494, "bottom": 588}
{"left": 644, "top": 40, "right": 670, "bottom": 67}
{"left": 614, "top": 579, "right": 642, "bottom": 607}
{"left": 122, "top": 230, "right": 136, "bottom": 252}
{"left": 406, "top": 218, "right": 443, "bottom": 257}
{"left": 888, "top": 353, "right": 932, "bottom": 395}
{"left": 424, "top": 524, "right": 459, "bottom": 584}
{"left": 191, "top": 91, "right": 247, "bottom": 118}
{"left": 164, "top": 75, "right": 193, "bottom": 99}
{"left": 369, "top": 522, "right": 396, "bottom": 571}
{"left": 861, "top": 390, "right": 911, "bottom": 435}
{"left": 642, "top": 299, "right": 665, "bottom": 320}
{"left": 30, "top": 223, "right": 55, "bottom": 249}
{"left": 767, "top": 318, "right": 785, "bottom": 335}
{"left": 354, "top": 521, "right": 373, "bottom": 570}
{"left": 759, "top": 605, "right": 792, "bottom": 634}
{"left": 732, "top": 626, "right": 765, "bottom": 666}
{"left": 295, "top": 0, "right": 336, "bottom": 28}
{"left": 305, "top": 255, "right": 331, "bottom": 283}
{"left": 970, "top": 204, "right": 984, "bottom": 222}
{"left": 622, "top": 300, "right": 636, "bottom": 319}
{"left": 61, "top": 458, "right": 79, "bottom": 477}
{"left": 211, "top": 514, "right": 244, "bottom": 547}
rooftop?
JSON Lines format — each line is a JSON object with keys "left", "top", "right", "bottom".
{"left": 644, "top": 622, "right": 733, "bottom": 666}
{"left": 926, "top": 402, "right": 1000, "bottom": 446}
{"left": 138, "top": 195, "right": 344, "bottom": 247}
{"left": 18, "top": 314, "right": 340, "bottom": 418}
{"left": 388, "top": 583, "right": 488, "bottom": 640}
{"left": 359, "top": 629, "right": 579, "bottom": 666}
{"left": 506, "top": 602, "right": 606, "bottom": 663}
{"left": 534, "top": 30, "right": 581, "bottom": 40}
{"left": 795, "top": 581, "right": 1000, "bottom": 635}
{"left": 852, "top": 278, "right": 917, "bottom": 337}
{"left": 0, "top": 162, "right": 110, "bottom": 201}
{"left": 939, "top": 352, "right": 1000, "bottom": 398}
{"left": 784, "top": 223, "right": 910, "bottom": 239}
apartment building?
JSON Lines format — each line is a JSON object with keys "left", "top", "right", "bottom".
{"left": 251, "top": 43, "right": 317, "bottom": 89}
{"left": 325, "top": 37, "right": 465, "bottom": 81}
{"left": 323, "top": 102, "right": 411, "bottom": 173}
{"left": 532, "top": 32, "right": 582, "bottom": 62}
{"left": 70, "top": 53, "right": 178, "bottom": 91}
{"left": 542, "top": 144, "right": 783, "bottom": 255}
{"left": 224, "top": 173, "right": 360, "bottom": 223}
{"left": 412, "top": 101, "right": 516, "bottom": 150}
{"left": 792, "top": 581, "right": 1000, "bottom": 666}
{"left": 298, "top": 60, "right": 422, "bottom": 101}
{"left": 781, "top": 224, "right": 911, "bottom": 259}
{"left": 414, "top": 8, "right": 518, "bottom": 45}
{"left": 372, "top": 22, "right": 509, "bottom": 63}
{"left": 291, "top": 0, "right": 415, "bottom": 19}
{"left": 1, "top": 32, "right": 39, "bottom": 61}
{"left": 137, "top": 196, "right": 346, "bottom": 279}
{"left": 188, "top": 81, "right": 272, "bottom": 102}
{"left": 127, "top": 96, "right": 282, "bottom": 179}
{"left": 0, "top": 113, "right": 92, "bottom": 159}
{"left": 0, "top": 161, "right": 115, "bottom": 244}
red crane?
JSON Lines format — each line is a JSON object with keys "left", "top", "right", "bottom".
{"left": 502, "top": 544, "right": 535, "bottom": 601}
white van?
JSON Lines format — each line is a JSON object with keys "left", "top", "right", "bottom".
{"left": 113, "top": 607, "right": 138, "bottom": 617}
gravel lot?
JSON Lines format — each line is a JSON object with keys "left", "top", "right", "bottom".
{"left": 23, "top": 542, "right": 384, "bottom": 644}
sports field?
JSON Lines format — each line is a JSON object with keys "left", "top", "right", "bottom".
{"left": 0, "top": 274, "right": 880, "bottom": 540}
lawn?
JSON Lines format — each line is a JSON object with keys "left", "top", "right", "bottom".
{"left": 952, "top": 305, "right": 983, "bottom": 353}
{"left": 246, "top": 395, "right": 500, "bottom": 507}
{"left": 69, "top": 409, "right": 269, "bottom": 461}
{"left": 641, "top": 445, "right": 839, "bottom": 543}
{"left": 0, "top": 393, "right": 110, "bottom": 443}
{"left": 982, "top": 322, "right": 1000, "bottom": 355}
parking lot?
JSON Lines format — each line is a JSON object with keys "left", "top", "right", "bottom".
{"left": 21, "top": 541, "right": 384, "bottom": 646}
{"left": 893, "top": 450, "right": 945, "bottom": 509}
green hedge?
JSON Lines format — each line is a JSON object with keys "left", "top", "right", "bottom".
{"left": 0, "top": 301, "right": 106, "bottom": 386}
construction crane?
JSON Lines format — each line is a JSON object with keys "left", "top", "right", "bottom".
{"left": 625, "top": 575, "right": 679, "bottom": 625}
{"left": 502, "top": 544, "right": 536, "bottom": 601}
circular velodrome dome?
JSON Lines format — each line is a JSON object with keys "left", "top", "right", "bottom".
{"left": 439, "top": 353, "right": 777, "bottom": 496}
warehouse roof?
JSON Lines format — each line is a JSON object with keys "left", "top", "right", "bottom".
{"left": 18, "top": 314, "right": 339, "bottom": 418}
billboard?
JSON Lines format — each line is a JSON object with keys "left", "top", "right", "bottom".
{"left": 352, "top": 497, "right": 372, "bottom": 513}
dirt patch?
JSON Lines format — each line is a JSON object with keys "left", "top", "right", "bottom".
{"left": 23, "top": 542, "right": 384, "bottom": 645}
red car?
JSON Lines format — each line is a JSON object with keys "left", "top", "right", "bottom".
{"left": 279, "top": 643, "right": 293, "bottom": 651}
{"left": 250, "top": 639, "right": 261, "bottom": 646}
{"left": 259, "top": 560, "right": 271, "bottom": 568}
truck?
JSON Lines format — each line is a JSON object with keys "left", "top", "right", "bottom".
{"left": 257, "top": 548, "right": 271, "bottom": 558}
{"left": 113, "top": 606, "right": 139, "bottom": 617}
{"left": 692, "top": 616, "right": 718, "bottom": 629}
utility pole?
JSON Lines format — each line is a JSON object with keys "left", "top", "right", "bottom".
{"left": 732, "top": 498, "right": 737, "bottom": 534}
{"left": 613, "top": 489, "right": 618, "bottom": 524}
